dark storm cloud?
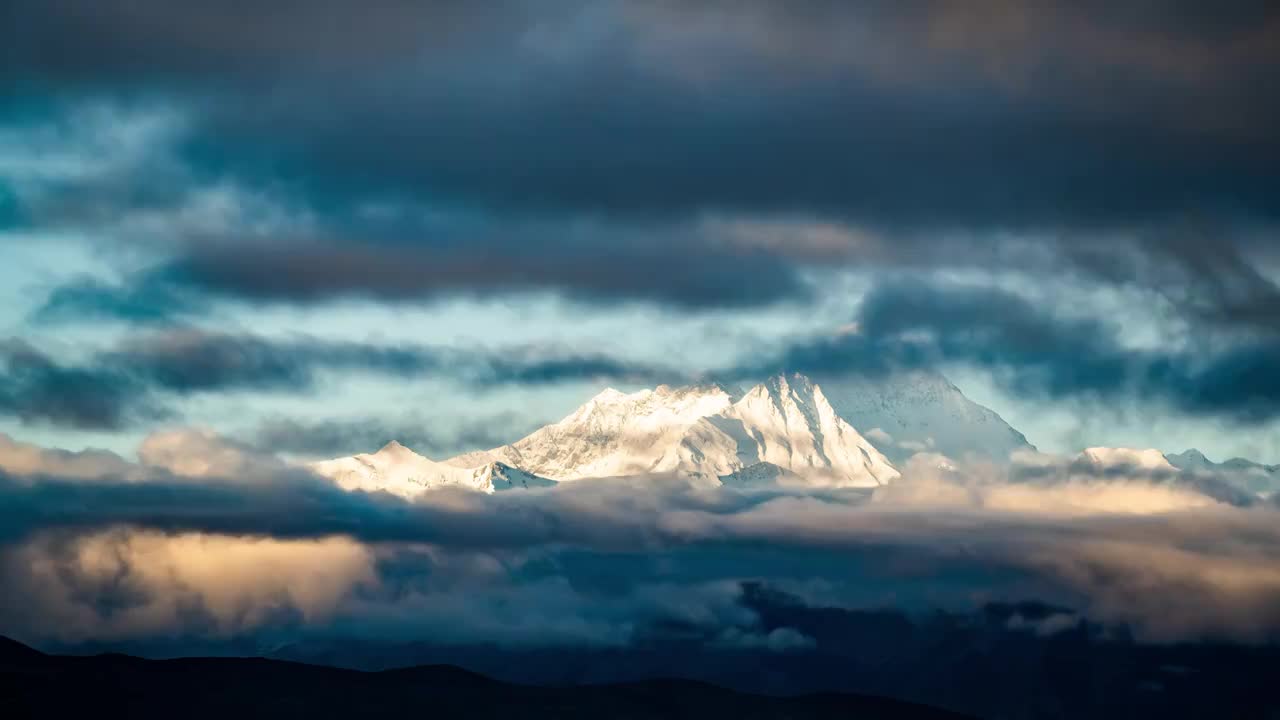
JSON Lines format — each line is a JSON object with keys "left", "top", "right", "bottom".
{"left": 0, "top": 466, "right": 716, "bottom": 550}
{"left": 5, "top": 1, "right": 1276, "bottom": 224}
{"left": 149, "top": 236, "right": 810, "bottom": 309}
{"left": 0, "top": 0, "right": 492, "bottom": 87}
{"left": 101, "top": 329, "right": 672, "bottom": 392}
{"left": 98, "top": 330, "right": 444, "bottom": 393}
{"left": 6, "top": 0, "right": 1280, "bottom": 433}
{"left": 0, "top": 340, "right": 166, "bottom": 430}
{"left": 32, "top": 275, "right": 207, "bottom": 325}
{"left": 28, "top": 219, "right": 812, "bottom": 314}
{"left": 5, "top": 1, "right": 1278, "bottom": 317}
{"left": 754, "top": 280, "right": 1280, "bottom": 422}
{"left": 0, "top": 330, "right": 672, "bottom": 429}
{"left": 1054, "top": 225, "right": 1280, "bottom": 334}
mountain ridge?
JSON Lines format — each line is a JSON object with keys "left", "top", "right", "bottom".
{"left": 810, "top": 370, "right": 1034, "bottom": 464}
{"left": 308, "top": 371, "right": 1074, "bottom": 494}
{"left": 0, "top": 635, "right": 967, "bottom": 719}
{"left": 310, "top": 441, "right": 555, "bottom": 498}
{"left": 307, "top": 373, "right": 1279, "bottom": 506}
{"left": 1165, "top": 448, "right": 1280, "bottom": 497}
{"left": 445, "top": 373, "right": 897, "bottom": 488}
{"left": 309, "top": 372, "right": 1039, "bottom": 493}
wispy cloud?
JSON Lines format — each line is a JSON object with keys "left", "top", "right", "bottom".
{"left": 0, "top": 331, "right": 681, "bottom": 430}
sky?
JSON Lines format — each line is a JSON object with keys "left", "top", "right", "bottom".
{"left": 2, "top": 1, "right": 1280, "bottom": 464}
{"left": 4, "top": 7, "right": 1280, "bottom": 704}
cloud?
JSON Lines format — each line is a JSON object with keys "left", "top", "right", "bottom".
{"left": 2, "top": 430, "right": 1280, "bottom": 647}
{"left": 33, "top": 271, "right": 1279, "bottom": 445}
{"left": 0, "top": 529, "right": 375, "bottom": 642}
{"left": 0, "top": 339, "right": 167, "bottom": 430}
{"left": 0, "top": 433, "right": 134, "bottom": 480}
{"left": 873, "top": 452, "right": 1241, "bottom": 515}
{"left": 749, "top": 279, "right": 1280, "bottom": 423}
{"left": 6, "top": 2, "right": 1275, "bottom": 227}
{"left": 135, "top": 428, "right": 276, "bottom": 479}
{"left": 6, "top": 2, "right": 1278, "bottom": 322}
{"left": 243, "top": 413, "right": 539, "bottom": 460}
{"left": 31, "top": 275, "right": 207, "bottom": 325}
{"left": 4, "top": 0, "right": 1280, "bottom": 663}
{"left": 145, "top": 233, "right": 813, "bottom": 310}
{"left": 98, "top": 329, "right": 679, "bottom": 393}
{"left": 0, "top": 330, "right": 680, "bottom": 429}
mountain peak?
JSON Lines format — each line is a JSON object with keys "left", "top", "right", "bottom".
{"left": 454, "top": 377, "right": 880, "bottom": 484}
{"left": 709, "top": 371, "right": 897, "bottom": 488}
{"left": 312, "top": 441, "right": 510, "bottom": 497}
{"left": 1162, "top": 449, "right": 1280, "bottom": 497}
{"left": 438, "top": 370, "right": 1030, "bottom": 488}
{"left": 1168, "top": 448, "right": 1210, "bottom": 463}
{"left": 588, "top": 387, "right": 627, "bottom": 403}
{"left": 762, "top": 371, "right": 813, "bottom": 389}
{"left": 749, "top": 372, "right": 812, "bottom": 399}
{"left": 809, "top": 369, "right": 1033, "bottom": 464}
{"left": 376, "top": 440, "right": 416, "bottom": 457}
{"left": 1081, "top": 447, "right": 1174, "bottom": 470}
{"left": 665, "top": 380, "right": 743, "bottom": 402}
{"left": 741, "top": 373, "right": 829, "bottom": 422}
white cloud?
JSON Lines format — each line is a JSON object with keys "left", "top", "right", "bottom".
{"left": 137, "top": 427, "right": 273, "bottom": 479}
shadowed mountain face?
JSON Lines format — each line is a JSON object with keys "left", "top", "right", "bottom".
{"left": 1165, "top": 449, "right": 1280, "bottom": 497}
{"left": 811, "top": 370, "right": 1034, "bottom": 465}
{"left": 0, "top": 637, "right": 965, "bottom": 720}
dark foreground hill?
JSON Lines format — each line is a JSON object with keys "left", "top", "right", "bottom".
{"left": 0, "top": 636, "right": 967, "bottom": 720}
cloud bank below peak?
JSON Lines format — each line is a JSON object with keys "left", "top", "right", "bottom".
{"left": 2, "top": 428, "right": 1279, "bottom": 650}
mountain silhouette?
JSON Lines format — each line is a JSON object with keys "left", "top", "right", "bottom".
{"left": 0, "top": 636, "right": 967, "bottom": 719}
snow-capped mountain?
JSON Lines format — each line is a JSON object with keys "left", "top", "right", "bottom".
{"left": 680, "top": 374, "right": 898, "bottom": 487}
{"left": 293, "top": 376, "right": 1280, "bottom": 507}
{"left": 310, "top": 441, "right": 555, "bottom": 498}
{"left": 450, "top": 373, "right": 897, "bottom": 488}
{"left": 810, "top": 370, "right": 1034, "bottom": 464}
{"left": 310, "top": 371, "right": 1047, "bottom": 495}
{"left": 1166, "top": 448, "right": 1280, "bottom": 497}
{"left": 1079, "top": 446, "right": 1175, "bottom": 471}
{"left": 1069, "top": 446, "right": 1256, "bottom": 506}
{"left": 447, "top": 382, "right": 740, "bottom": 480}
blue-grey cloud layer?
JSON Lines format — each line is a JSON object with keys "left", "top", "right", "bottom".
{"left": 3, "top": 1, "right": 1279, "bottom": 441}
{"left": 6, "top": 1, "right": 1276, "bottom": 223}
{"left": 0, "top": 331, "right": 675, "bottom": 430}
{"left": 6, "top": 2, "right": 1278, "bottom": 303}
{"left": 752, "top": 280, "right": 1280, "bottom": 422}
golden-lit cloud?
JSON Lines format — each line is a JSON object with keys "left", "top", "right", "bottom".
{"left": 4, "top": 529, "right": 375, "bottom": 641}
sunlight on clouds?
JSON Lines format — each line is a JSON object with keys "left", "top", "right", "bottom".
{"left": 872, "top": 452, "right": 1224, "bottom": 515}
{"left": 5, "top": 529, "right": 374, "bottom": 641}
{"left": 2, "top": 429, "right": 1280, "bottom": 646}
{"left": 137, "top": 428, "right": 266, "bottom": 478}
{"left": 1030, "top": 533, "right": 1280, "bottom": 642}
{"left": 982, "top": 482, "right": 1218, "bottom": 515}
{"left": 0, "top": 432, "right": 133, "bottom": 480}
